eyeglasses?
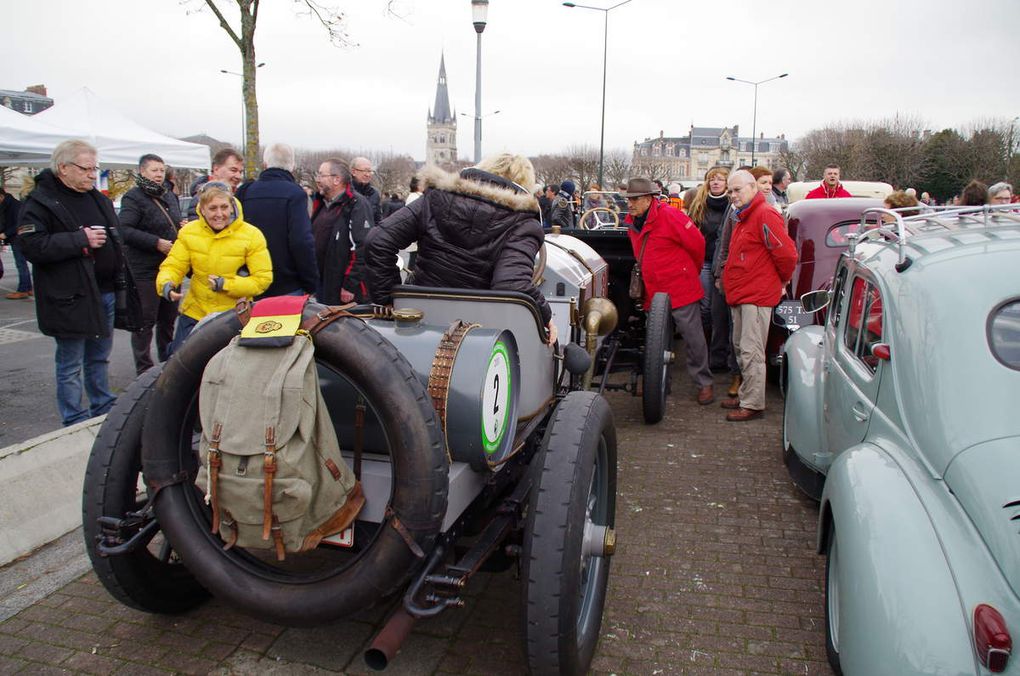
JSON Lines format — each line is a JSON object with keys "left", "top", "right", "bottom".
{"left": 352, "top": 168, "right": 374, "bottom": 174}
{"left": 314, "top": 172, "right": 340, "bottom": 179}
{"left": 70, "top": 162, "right": 100, "bottom": 173}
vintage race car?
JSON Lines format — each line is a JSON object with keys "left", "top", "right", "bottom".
{"left": 782, "top": 203, "right": 1020, "bottom": 674}
{"left": 83, "top": 233, "right": 621, "bottom": 674}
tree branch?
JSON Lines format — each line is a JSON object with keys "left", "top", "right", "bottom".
{"left": 204, "top": 0, "right": 243, "bottom": 49}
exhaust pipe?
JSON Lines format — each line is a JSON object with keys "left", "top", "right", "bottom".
{"left": 580, "top": 297, "right": 618, "bottom": 389}
{"left": 364, "top": 606, "right": 417, "bottom": 671}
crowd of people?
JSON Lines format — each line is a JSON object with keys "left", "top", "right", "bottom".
{"left": 0, "top": 138, "right": 1014, "bottom": 427}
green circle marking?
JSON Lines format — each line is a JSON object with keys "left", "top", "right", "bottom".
{"left": 482, "top": 341, "right": 512, "bottom": 454}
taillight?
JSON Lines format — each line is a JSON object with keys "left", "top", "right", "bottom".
{"left": 974, "top": 603, "right": 1012, "bottom": 672}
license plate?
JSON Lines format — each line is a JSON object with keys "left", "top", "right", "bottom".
{"left": 773, "top": 300, "right": 812, "bottom": 331}
{"left": 321, "top": 526, "right": 354, "bottom": 548}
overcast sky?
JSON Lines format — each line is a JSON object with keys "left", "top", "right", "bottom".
{"left": 3, "top": 0, "right": 1019, "bottom": 162}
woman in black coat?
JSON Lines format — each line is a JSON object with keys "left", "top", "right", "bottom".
{"left": 365, "top": 153, "right": 555, "bottom": 344}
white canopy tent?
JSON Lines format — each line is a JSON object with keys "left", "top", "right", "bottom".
{"left": 0, "top": 87, "right": 210, "bottom": 170}
{"left": 0, "top": 104, "right": 72, "bottom": 165}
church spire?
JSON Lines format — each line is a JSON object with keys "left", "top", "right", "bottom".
{"left": 430, "top": 51, "right": 453, "bottom": 124}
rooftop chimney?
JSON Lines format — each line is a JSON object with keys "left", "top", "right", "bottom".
{"left": 25, "top": 85, "right": 47, "bottom": 97}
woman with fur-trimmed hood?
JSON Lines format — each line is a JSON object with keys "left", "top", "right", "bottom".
{"left": 365, "top": 153, "right": 556, "bottom": 344}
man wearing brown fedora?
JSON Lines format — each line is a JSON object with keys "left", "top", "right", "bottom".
{"left": 622, "top": 177, "right": 714, "bottom": 405}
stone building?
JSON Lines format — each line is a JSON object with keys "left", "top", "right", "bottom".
{"left": 426, "top": 53, "right": 458, "bottom": 167}
{"left": 632, "top": 125, "right": 789, "bottom": 182}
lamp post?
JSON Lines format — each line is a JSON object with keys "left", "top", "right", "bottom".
{"left": 220, "top": 62, "right": 265, "bottom": 155}
{"left": 725, "top": 72, "right": 788, "bottom": 166}
{"left": 563, "top": 0, "right": 632, "bottom": 188}
{"left": 471, "top": 0, "right": 489, "bottom": 164}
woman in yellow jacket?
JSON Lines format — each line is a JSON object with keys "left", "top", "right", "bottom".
{"left": 157, "top": 182, "right": 272, "bottom": 354}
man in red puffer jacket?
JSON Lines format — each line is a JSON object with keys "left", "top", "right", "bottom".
{"left": 624, "top": 177, "right": 714, "bottom": 405}
{"left": 720, "top": 170, "right": 798, "bottom": 421}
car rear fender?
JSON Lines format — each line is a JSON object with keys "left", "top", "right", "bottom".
{"left": 782, "top": 325, "right": 826, "bottom": 471}
{"left": 819, "top": 444, "right": 978, "bottom": 676}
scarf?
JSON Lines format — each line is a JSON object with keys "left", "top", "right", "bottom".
{"left": 134, "top": 172, "right": 167, "bottom": 197}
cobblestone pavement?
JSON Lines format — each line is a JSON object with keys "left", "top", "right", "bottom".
{"left": 0, "top": 368, "right": 829, "bottom": 675}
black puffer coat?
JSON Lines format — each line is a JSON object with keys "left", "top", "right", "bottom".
{"left": 118, "top": 185, "right": 181, "bottom": 279}
{"left": 365, "top": 166, "right": 551, "bottom": 323}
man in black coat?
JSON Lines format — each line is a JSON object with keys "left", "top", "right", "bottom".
{"left": 118, "top": 153, "right": 182, "bottom": 374}
{"left": 311, "top": 158, "right": 373, "bottom": 304}
{"left": 350, "top": 156, "right": 382, "bottom": 226}
{"left": 236, "top": 142, "right": 318, "bottom": 298}
{"left": 18, "top": 140, "right": 133, "bottom": 425}
{"left": 549, "top": 179, "right": 576, "bottom": 229}
{"left": 1, "top": 189, "right": 32, "bottom": 299}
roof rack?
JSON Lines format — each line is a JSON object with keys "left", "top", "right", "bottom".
{"left": 852, "top": 204, "right": 1020, "bottom": 269}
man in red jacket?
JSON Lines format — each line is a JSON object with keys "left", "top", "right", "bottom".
{"left": 624, "top": 177, "right": 714, "bottom": 405}
{"left": 720, "top": 170, "right": 798, "bottom": 421}
{"left": 805, "top": 164, "right": 852, "bottom": 199}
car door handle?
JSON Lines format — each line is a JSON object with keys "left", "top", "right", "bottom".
{"left": 851, "top": 403, "right": 869, "bottom": 423}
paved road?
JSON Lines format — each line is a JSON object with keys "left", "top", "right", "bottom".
{"left": 0, "top": 246, "right": 139, "bottom": 446}
{"left": 0, "top": 345, "right": 831, "bottom": 674}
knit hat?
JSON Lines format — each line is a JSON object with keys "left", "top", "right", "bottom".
{"left": 560, "top": 180, "right": 576, "bottom": 195}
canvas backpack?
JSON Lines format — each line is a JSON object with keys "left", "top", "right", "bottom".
{"left": 197, "top": 331, "right": 363, "bottom": 560}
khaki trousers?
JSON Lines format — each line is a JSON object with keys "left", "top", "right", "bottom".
{"left": 730, "top": 304, "right": 771, "bottom": 411}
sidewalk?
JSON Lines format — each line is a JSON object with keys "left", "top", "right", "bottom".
{"left": 0, "top": 372, "right": 832, "bottom": 675}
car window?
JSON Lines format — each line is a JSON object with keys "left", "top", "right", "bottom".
{"left": 826, "top": 219, "right": 881, "bottom": 247}
{"left": 843, "top": 276, "right": 883, "bottom": 372}
{"left": 989, "top": 299, "right": 1020, "bottom": 370}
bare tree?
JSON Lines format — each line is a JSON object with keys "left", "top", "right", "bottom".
{"left": 530, "top": 154, "right": 572, "bottom": 188}
{"left": 564, "top": 145, "right": 599, "bottom": 191}
{"left": 190, "top": 0, "right": 356, "bottom": 177}
{"left": 602, "top": 149, "right": 631, "bottom": 188}
{"left": 371, "top": 152, "right": 416, "bottom": 197}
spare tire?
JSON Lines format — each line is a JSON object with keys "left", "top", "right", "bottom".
{"left": 141, "top": 305, "right": 447, "bottom": 626}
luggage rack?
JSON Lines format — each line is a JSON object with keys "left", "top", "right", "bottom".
{"left": 852, "top": 203, "right": 1020, "bottom": 269}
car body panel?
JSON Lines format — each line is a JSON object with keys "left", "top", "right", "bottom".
{"left": 821, "top": 444, "right": 979, "bottom": 676}
{"left": 782, "top": 326, "right": 828, "bottom": 477}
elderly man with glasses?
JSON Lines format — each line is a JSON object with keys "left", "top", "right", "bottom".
{"left": 311, "top": 158, "right": 373, "bottom": 304}
{"left": 350, "top": 156, "right": 382, "bottom": 226}
{"left": 718, "top": 169, "right": 798, "bottom": 422}
{"left": 17, "top": 139, "right": 136, "bottom": 425}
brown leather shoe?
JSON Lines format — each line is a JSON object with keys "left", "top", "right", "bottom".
{"left": 727, "top": 374, "right": 742, "bottom": 398}
{"left": 726, "top": 407, "right": 764, "bottom": 422}
{"left": 720, "top": 397, "right": 740, "bottom": 410}
{"left": 5, "top": 291, "right": 30, "bottom": 300}
{"left": 696, "top": 385, "right": 714, "bottom": 405}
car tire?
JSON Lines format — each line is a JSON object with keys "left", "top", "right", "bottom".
{"left": 522, "top": 391, "right": 617, "bottom": 676}
{"left": 82, "top": 365, "right": 209, "bottom": 614}
{"left": 825, "top": 525, "right": 843, "bottom": 675}
{"left": 141, "top": 306, "right": 448, "bottom": 626}
{"left": 642, "top": 292, "right": 672, "bottom": 424}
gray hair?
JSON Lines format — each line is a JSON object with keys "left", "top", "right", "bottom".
{"left": 263, "top": 143, "right": 295, "bottom": 172}
{"left": 322, "top": 158, "right": 351, "bottom": 184}
{"left": 51, "top": 139, "right": 97, "bottom": 173}
{"left": 728, "top": 169, "right": 755, "bottom": 187}
{"left": 988, "top": 182, "right": 1013, "bottom": 198}
{"left": 351, "top": 156, "right": 372, "bottom": 171}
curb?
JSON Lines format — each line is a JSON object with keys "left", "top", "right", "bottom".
{"left": 0, "top": 416, "right": 105, "bottom": 566}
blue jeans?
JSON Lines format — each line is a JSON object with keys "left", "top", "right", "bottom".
{"left": 168, "top": 314, "right": 199, "bottom": 357}
{"left": 698, "top": 262, "right": 713, "bottom": 328}
{"left": 54, "top": 292, "right": 116, "bottom": 426}
{"left": 12, "top": 241, "right": 32, "bottom": 292}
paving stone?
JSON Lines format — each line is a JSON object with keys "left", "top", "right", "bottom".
{"left": 15, "top": 641, "right": 74, "bottom": 666}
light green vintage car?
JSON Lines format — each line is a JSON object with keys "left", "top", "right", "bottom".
{"left": 781, "top": 203, "right": 1020, "bottom": 675}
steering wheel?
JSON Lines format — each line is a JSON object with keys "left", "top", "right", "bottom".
{"left": 531, "top": 242, "right": 547, "bottom": 286}
{"left": 579, "top": 207, "right": 621, "bottom": 230}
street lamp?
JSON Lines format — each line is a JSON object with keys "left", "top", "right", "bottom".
{"left": 563, "top": 0, "right": 632, "bottom": 188}
{"left": 220, "top": 62, "right": 265, "bottom": 154}
{"left": 725, "top": 72, "right": 788, "bottom": 166}
{"left": 471, "top": 0, "right": 488, "bottom": 164}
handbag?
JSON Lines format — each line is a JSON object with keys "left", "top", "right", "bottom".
{"left": 629, "top": 232, "right": 650, "bottom": 301}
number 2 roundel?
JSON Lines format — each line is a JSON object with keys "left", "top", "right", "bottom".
{"left": 481, "top": 341, "right": 512, "bottom": 454}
